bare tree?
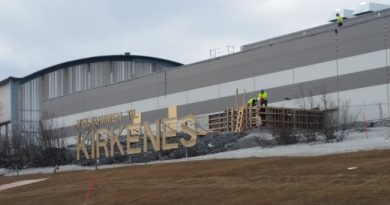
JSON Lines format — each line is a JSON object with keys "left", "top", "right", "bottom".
{"left": 296, "top": 85, "right": 318, "bottom": 110}
{"left": 0, "top": 112, "right": 68, "bottom": 168}
{"left": 295, "top": 86, "right": 322, "bottom": 142}
{"left": 0, "top": 103, "right": 5, "bottom": 163}
{"left": 9, "top": 125, "right": 30, "bottom": 168}
{"left": 318, "top": 92, "right": 358, "bottom": 142}
{"left": 272, "top": 112, "right": 298, "bottom": 145}
{"left": 0, "top": 132, "right": 10, "bottom": 166}
{"left": 295, "top": 86, "right": 357, "bottom": 143}
{"left": 36, "top": 112, "right": 67, "bottom": 166}
{"left": 0, "top": 102, "right": 20, "bottom": 167}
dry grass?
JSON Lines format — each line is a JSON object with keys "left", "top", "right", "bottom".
{"left": 1, "top": 150, "right": 390, "bottom": 205}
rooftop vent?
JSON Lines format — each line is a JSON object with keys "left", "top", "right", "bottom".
{"left": 328, "top": 8, "right": 354, "bottom": 22}
{"left": 124, "top": 52, "right": 130, "bottom": 55}
{"left": 353, "top": 2, "right": 390, "bottom": 15}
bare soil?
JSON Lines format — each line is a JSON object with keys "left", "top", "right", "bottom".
{"left": 1, "top": 150, "right": 390, "bottom": 205}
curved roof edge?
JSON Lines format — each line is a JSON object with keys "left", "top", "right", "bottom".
{"left": 19, "top": 55, "right": 183, "bottom": 83}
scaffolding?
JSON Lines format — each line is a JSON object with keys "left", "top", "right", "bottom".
{"left": 208, "top": 106, "right": 325, "bottom": 133}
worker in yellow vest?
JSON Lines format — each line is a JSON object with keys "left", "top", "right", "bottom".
{"left": 258, "top": 90, "right": 268, "bottom": 107}
{"left": 247, "top": 97, "right": 258, "bottom": 107}
{"left": 336, "top": 13, "right": 343, "bottom": 27}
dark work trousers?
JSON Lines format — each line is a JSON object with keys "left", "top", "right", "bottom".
{"left": 260, "top": 99, "right": 267, "bottom": 107}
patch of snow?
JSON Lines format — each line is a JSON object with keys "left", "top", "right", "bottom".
{"left": 243, "top": 132, "right": 274, "bottom": 140}
{"left": 0, "top": 168, "right": 8, "bottom": 176}
{"left": 147, "top": 127, "right": 390, "bottom": 163}
{"left": 181, "top": 127, "right": 390, "bottom": 160}
{"left": 0, "top": 178, "right": 48, "bottom": 191}
{"left": 4, "top": 164, "right": 131, "bottom": 176}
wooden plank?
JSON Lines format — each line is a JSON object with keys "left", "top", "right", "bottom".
{"left": 168, "top": 106, "right": 177, "bottom": 119}
{"left": 134, "top": 112, "right": 142, "bottom": 124}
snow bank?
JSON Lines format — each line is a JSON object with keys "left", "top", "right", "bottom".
{"left": 149, "top": 127, "right": 390, "bottom": 163}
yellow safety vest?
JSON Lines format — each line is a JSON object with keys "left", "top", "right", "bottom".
{"left": 258, "top": 92, "right": 268, "bottom": 100}
{"left": 337, "top": 15, "right": 343, "bottom": 24}
{"left": 248, "top": 98, "right": 257, "bottom": 105}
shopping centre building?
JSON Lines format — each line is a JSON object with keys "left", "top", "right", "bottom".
{"left": 1, "top": 6, "right": 390, "bottom": 143}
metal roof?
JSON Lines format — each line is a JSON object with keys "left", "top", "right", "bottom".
{"left": 242, "top": 7, "right": 390, "bottom": 51}
{"left": 5, "top": 55, "right": 182, "bottom": 83}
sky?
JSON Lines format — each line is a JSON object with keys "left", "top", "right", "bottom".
{"left": 1, "top": 0, "right": 390, "bottom": 80}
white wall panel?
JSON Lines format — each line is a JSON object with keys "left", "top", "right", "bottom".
{"left": 270, "top": 84, "right": 389, "bottom": 121}
{"left": 189, "top": 85, "right": 219, "bottom": 104}
{"left": 338, "top": 84, "right": 389, "bottom": 120}
{"left": 387, "top": 49, "right": 390, "bottom": 65}
{"left": 294, "top": 61, "right": 337, "bottom": 83}
{"left": 339, "top": 50, "right": 386, "bottom": 75}
{"left": 0, "top": 83, "right": 11, "bottom": 123}
{"left": 221, "top": 77, "right": 254, "bottom": 97}
{"left": 132, "top": 97, "right": 158, "bottom": 113}
{"left": 255, "top": 69, "right": 293, "bottom": 90}
{"left": 158, "top": 92, "right": 187, "bottom": 108}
